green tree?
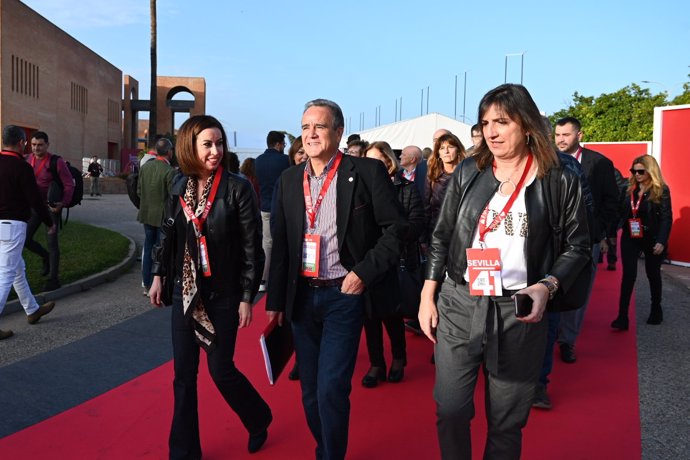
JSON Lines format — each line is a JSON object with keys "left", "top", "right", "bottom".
{"left": 671, "top": 76, "right": 690, "bottom": 105}
{"left": 550, "top": 84, "right": 667, "bottom": 142}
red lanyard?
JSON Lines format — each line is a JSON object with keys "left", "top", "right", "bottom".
{"left": 30, "top": 154, "right": 49, "bottom": 174}
{"left": 303, "top": 152, "right": 342, "bottom": 229}
{"left": 155, "top": 157, "right": 169, "bottom": 164}
{"left": 0, "top": 150, "right": 22, "bottom": 160}
{"left": 574, "top": 147, "right": 582, "bottom": 162}
{"left": 179, "top": 165, "right": 223, "bottom": 233}
{"left": 630, "top": 188, "right": 644, "bottom": 218}
{"left": 479, "top": 153, "right": 533, "bottom": 245}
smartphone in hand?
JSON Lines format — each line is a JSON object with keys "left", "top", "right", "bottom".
{"left": 514, "top": 293, "right": 533, "bottom": 318}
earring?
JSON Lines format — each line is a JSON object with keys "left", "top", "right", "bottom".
{"left": 526, "top": 133, "right": 531, "bottom": 145}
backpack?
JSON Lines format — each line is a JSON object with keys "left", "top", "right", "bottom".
{"left": 126, "top": 169, "right": 140, "bottom": 209}
{"left": 48, "top": 154, "right": 84, "bottom": 208}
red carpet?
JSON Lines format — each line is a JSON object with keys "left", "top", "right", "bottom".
{"left": 0, "top": 266, "right": 640, "bottom": 459}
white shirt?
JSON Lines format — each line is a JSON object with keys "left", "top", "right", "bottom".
{"left": 464, "top": 174, "right": 536, "bottom": 290}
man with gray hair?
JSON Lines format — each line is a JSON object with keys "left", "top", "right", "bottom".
{"left": 267, "top": 99, "right": 407, "bottom": 459}
{"left": 138, "top": 137, "right": 176, "bottom": 295}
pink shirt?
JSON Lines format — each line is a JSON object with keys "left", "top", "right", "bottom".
{"left": 28, "top": 152, "right": 75, "bottom": 205}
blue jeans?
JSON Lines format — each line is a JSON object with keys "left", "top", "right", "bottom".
{"left": 558, "top": 243, "right": 600, "bottom": 346}
{"left": 538, "top": 312, "right": 561, "bottom": 387}
{"left": 291, "top": 283, "right": 364, "bottom": 460}
{"left": 142, "top": 224, "right": 160, "bottom": 289}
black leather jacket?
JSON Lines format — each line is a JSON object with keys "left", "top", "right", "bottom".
{"left": 426, "top": 156, "right": 590, "bottom": 294}
{"left": 151, "top": 171, "right": 264, "bottom": 303}
{"left": 622, "top": 185, "right": 672, "bottom": 246}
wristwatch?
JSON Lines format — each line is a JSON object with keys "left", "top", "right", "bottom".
{"left": 538, "top": 275, "right": 559, "bottom": 300}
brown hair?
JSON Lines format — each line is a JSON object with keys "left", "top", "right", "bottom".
{"left": 427, "top": 133, "right": 465, "bottom": 185}
{"left": 288, "top": 137, "right": 304, "bottom": 165}
{"left": 176, "top": 115, "right": 228, "bottom": 178}
{"left": 365, "top": 141, "right": 399, "bottom": 176}
{"left": 473, "top": 84, "right": 557, "bottom": 178}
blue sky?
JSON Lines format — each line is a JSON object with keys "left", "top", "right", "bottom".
{"left": 23, "top": 0, "right": 690, "bottom": 149}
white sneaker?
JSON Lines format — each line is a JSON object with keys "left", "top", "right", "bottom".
{"left": 258, "top": 281, "right": 267, "bottom": 292}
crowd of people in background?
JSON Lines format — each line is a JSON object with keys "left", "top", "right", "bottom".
{"left": 0, "top": 82, "right": 674, "bottom": 460}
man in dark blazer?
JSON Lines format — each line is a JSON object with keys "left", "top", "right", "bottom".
{"left": 266, "top": 99, "right": 407, "bottom": 460}
{"left": 554, "top": 117, "right": 618, "bottom": 363}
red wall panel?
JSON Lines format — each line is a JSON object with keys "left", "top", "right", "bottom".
{"left": 582, "top": 142, "right": 650, "bottom": 175}
{"left": 658, "top": 107, "right": 690, "bottom": 264}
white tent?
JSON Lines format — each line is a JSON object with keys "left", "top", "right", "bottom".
{"left": 341, "top": 113, "right": 474, "bottom": 151}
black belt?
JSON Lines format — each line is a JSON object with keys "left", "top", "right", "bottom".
{"left": 300, "top": 276, "right": 345, "bottom": 288}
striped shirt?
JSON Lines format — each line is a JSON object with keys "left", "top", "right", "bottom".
{"left": 304, "top": 155, "right": 347, "bottom": 279}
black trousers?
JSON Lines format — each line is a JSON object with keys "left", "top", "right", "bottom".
{"left": 618, "top": 233, "right": 663, "bottom": 316}
{"left": 169, "top": 286, "right": 272, "bottom": 460}
{"left": 363, "top": 316, "right": 406, "bottom": 368}
{"left": 24, "top": 210, "right": 60, "bottom": 282}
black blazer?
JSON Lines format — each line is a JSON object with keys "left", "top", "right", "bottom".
{"left": 579, "top": 148, "right": 619, "bottom": 242}
{"left": 266, "top": 154, "right": 408, "bottom": 320}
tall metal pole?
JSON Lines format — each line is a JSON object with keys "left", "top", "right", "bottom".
{"left": 420, "top": 89, "right": 423, "bottom": 116}
{"left": 462, "top": 71, "right": 467, "bottom": 123}
{"left": 454, "top": 75, "right": 458, "bottom": 119}
{"left": 400, "top": 97, "right": 403, "bottom": 121}
{"left": 521, "top": 53, "right": 524, "bottom": 85}
{"left": 427, "top": 86, "right": 430, "bottom": 114}
{"left": 504, "top": 55, "right": 508, "bottom": 83}
{"left": 395, "top": 99, "right": 398, "bottom": 122}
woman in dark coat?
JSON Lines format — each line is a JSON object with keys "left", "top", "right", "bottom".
{"left": 149, "top": 115, "right": 272, "bottom": 459}
{"left": 361, "top": 141, "right": 425, "bottom": 387}
{"left": 612, "top": 154, "right": 672, "bottom": 329}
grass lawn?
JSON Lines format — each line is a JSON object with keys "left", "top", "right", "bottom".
{"left": 14, "top": 221, "right": 130, "bottom": 298}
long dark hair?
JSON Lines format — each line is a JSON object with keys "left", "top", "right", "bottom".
{"left": 427, "top": 133, "right": 465, "bottom": 185}
{"left": 473, "top": 84, "right": 557, "bottom": 178}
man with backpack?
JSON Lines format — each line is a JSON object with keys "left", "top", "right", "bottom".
{"left": 25, "top": 131, "right": 74, "bottom": 292}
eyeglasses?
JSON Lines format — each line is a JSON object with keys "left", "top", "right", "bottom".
{"left": 630, "top": 168, "right": 647, "bottom": 175}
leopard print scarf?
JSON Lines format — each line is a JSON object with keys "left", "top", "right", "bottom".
{"left": 181, "top": 172, "right": 217, "bottom": 351}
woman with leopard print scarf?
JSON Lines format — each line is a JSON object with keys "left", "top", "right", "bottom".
{"left": 150, "top": 115, "right": 272, "bottom": 459}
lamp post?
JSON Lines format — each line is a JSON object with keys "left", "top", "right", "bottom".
{"left": 504, "top": 52, "right": 526, "bottom": 84}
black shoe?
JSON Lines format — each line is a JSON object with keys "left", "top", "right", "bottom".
{"left": 248, "top": 429, "right": 268, "bottom": 454}
{"left": 43, "top": 279, "right": 61, "bottom": 292}
{"left": 404, "top": 319, "right": 423, "bottom": 335}
{"left": 559, "top": 343, "right": 577, "bottom": 363}
{"left": 288, "top": 363, "right": 299, "bottom": 381}
{"left": 361, "top": 366, "right": 386, "bottom": 388}
{"left": 40, "top": 257, "right": 50, "bottom": 277}
{"left": 611, "top": 316, "right": 629, "bottom": 330}
{"left": 27, "top": 301, "right": 56, "bottom": 324}
{"left": 388, "top": 359, "right": 406, "bottom": 383}
{"left": 646, "top": 309, "right": 663, "bottom": 325}
{"left": 532, "top": 384, "right": 552, "bottom": 410}
{"left": 0, "top": 329, "right": 14, "bottom": 340}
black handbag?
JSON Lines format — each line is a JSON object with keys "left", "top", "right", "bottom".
{"left": 544, "top": 166, "right": 593, "bottom": 312}
{"left": 397, "top": 264, "right": 423, "bottom": 318}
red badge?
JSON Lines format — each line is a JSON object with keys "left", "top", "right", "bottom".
{"left": 466, "top": 248, "right": 502, "bottom": 296}
{"left": 300, "top": 233, "right": 321, "bottom": 277}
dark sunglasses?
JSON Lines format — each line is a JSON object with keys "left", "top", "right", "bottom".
{"left": 630, "top": 168, "right": 647, "bottom": 175}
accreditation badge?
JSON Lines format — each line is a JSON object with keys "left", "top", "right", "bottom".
{"left": 199, "top": 235, "right": 212, "bottom": 277}
{"left": 300, "top": 233, "right": 321, "bottom": 277}
{"left": 466, "top": 247, "right": 503, "bottom": 296}
{"left": 628, "top": 218, "right": 644, "bottom": 238}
